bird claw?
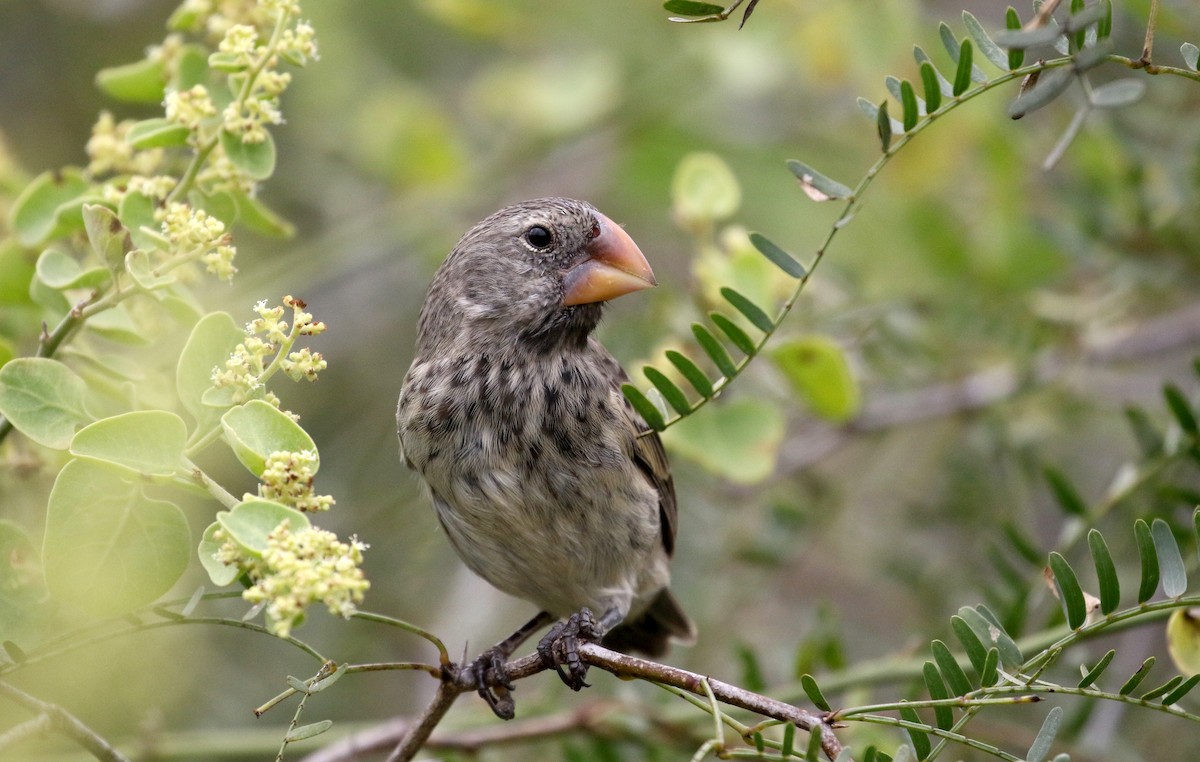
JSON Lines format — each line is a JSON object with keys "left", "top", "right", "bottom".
{"left": 537, "top": 608, "right": 598, "bottom": 691}
{"left": 469, "top": 647, "right": 516, "bottom": 720}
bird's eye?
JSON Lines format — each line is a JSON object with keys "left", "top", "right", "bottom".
{"left": 524, "top": 225, "right": 553, "bottom": 249}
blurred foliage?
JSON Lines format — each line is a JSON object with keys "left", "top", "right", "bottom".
{"left": 1, "top": 0, "right": 1200, "bottom": 760}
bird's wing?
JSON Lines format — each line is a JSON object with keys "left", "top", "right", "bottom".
{"left": 594, "top": 339, "right": 678, "bottom": 558}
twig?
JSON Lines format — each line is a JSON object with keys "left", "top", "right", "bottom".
{"left": 0, "top": 680, "right": 130, "bottom": 762}
{"left": 382, "top": 642, "right": 846, "bottom": 762}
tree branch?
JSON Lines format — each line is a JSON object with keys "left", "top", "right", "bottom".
{"left": 374, "top": 642, "right": 846, "bottom": 762}
{"left": 0, "top": 680, "right": 129, "bottom": 762}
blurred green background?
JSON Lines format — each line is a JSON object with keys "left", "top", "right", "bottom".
{"left": 2, "top": 0, "right": 1200, "bottom": 759}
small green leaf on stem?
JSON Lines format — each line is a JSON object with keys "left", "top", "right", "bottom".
{"left": 785, "top": 161, "right": 854, "bottom": 202}
{"left": 749, "top": 232, "right": 807, "bottom": 277}
{"left": 1135, "top": 518, "right": 1160, "bottom": 603}
{"left": 800, "top": 674, "right": 831, "bottom": 711}
{"left": 963, "top": 11, "right": 1009, "bottom": 70}
{"left": 70, "top": 410, "right": 188, "bottom": 478}
{"left": 221, "top": 400, "right": 318, "bottom": 477}
{"left": 620, "top": 383, "right": 666, "bottom": 431}
{"left": 1006, "top": 7, "right": 1025, "bottom": 68}
{"left": 931, "top": 639, "right": 973, "bottom": 695}
{"left": 643, "top": 367, "right": 691, "bottom": 415}
{"left": 921, "top": 662, "right": 954, "bottom": 730}
{"left": 95, "top": 57, "right": 166, "bottom": 103}
{"left": 216, "top": 499, "right": 310, "bottom": 557}
{"left": 919, "top": 62, "right": 941, "bottom": 112}
{"left": 1048, "top": 552, "right": 1086, "bottom": 630}
{"left": 710, "top": 312, "right": 756, "bottom": 355}
{"left": 1117, "top": 656, "right": 1155, "bottom": 696}
{"left": 1151, "top": 518, "right": 1187, "bottom": 598}
{"left": 1163, "top": 384, "right": 1199, "bottom": 436}
{"left": 876, "top": 100, "right": 892, "bottom": 152}
{"left": 899, "top": 703, "right": 931, "bottom": 760}
{"left": 0, "top": 358, "right": 91, "bottom": 449}
{"left": 1026, "top": 706, "right": 1062, "bottom": 762}
{"left": 125, "top": 117, "right": 191, "bottom": 149}
{"left": 219, "top": 129, "right": 277, "bottom": 180}
{"left": 720, "top": 287, "right": 773, "bottom": 333}
{"left": 1077, "top": 648, "right": 1115, "bottom": 689}
{"left": 1087, "top": 529, "right": 1120, "bottom": 615}
{"left": 665, "top": 350, "right": 714, "bottom": 398}
{"left": 692, "top": 323, "right": 737, "bottom": 378}
{"left": 953, "top": 39, "right": 974, "bottom": 96}
{"left": 900, "top": 79, "right": 919, "bottom": 131}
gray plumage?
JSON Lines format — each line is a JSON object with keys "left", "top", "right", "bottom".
{"left": 397, "top": 198, "right": 693, "bottom": 657}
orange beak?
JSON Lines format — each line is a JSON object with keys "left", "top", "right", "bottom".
{"left": 562, "top": 213, "right": 656, "bottom": 307}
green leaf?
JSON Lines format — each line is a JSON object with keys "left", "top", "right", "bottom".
{"left": 672, "top": 151, "right": 741, "bottom": 223}
{"left": 979, "top": 647, "right": 1000, "bottom": 687}
{"left": 1140, "top": 675, "right": 1184, "bottom": 702}
{"left": 1183, "top": 42, "right": 1200, "bottom": 71}
{"left": 749, "top": 232, "right": 806, "bottom": 277}
{"left": 125, "top": 117, "right": 191, "bottom": 149}
{"left": 1049, "top": 552, "right": 1086, "bottom": 630}
{"left": 899, "top": 703, "right": 930, "bottom": 760}
{"left": 1026, "top": 706, "right": 1062, "bottom": 762}
{"left": 1006, "top": 7, "right": 1025, "bottom": 68}
{"left": 87, "top": 303, "right": 150, "bottom": 345}
{"left": 972, "top": 605, "right": 1023, "bottom": 667}
{"left": 219, "top": 128, "right": 277, "bottom": 180}
{"left": 0, "top": 358, "right": 91, "bottom": 449}
{"left": 771, "top": 336, "right": 861, "bottom": 423}
{"left": 1043, "top": 467, "right": 1087, "bottom": 516}
{"left": 621, "top": 384, "right": 666, "bottom": 431}
{"left": 642, "top": 368, "right": 690, "bottom": 416}
{"left": 735, "top": 643, "right": 766, "bottom": 693}
{"left": 1077, "top": 648, "right": 1115, "bottom": 689}
{"left": 804, "top": 725, "right": 822, "bottom": 762}
{"left": 207, "top": 51, "right": 247, "bottom": 74}
{"left": 10, "top": 168, "right": 92, "bottom": 247}
{"left": 1098, "top": 0, "right": 1113, "bottom": 39}
{"left": 125, "top": 249, "right": 177, "bottom": 290}
{"left": 95, "top": 57, "right": 166, "bottom": 103}
{"left": 1117, "top": 656, "right": 1155, "bottom": 695}
{"left": 176, "top": 311, "right": 242, "bottom": 430}
{"left": 1163, "top": 384, "right": 1199, "bottom": 436}
{"left": 119, "top": 191, "right": 169, "bottom": 252}
{"left": 784, "top": 161, "right": 853, "bottom": 203}
{"left": 781, "top": 722, "right": 795, "bottom": 757}
{"left": 799, "top": 673, "right": 830, "bottom": 711}
{"left": 949, "top": 614, "right": 987, "bottom": 673}
{"left": 692, "top": 323, "right": 737, "bottom": 378}
{"left": 1007, "top": 67, "right": 1073, "bottom": 119}
{"left": 1135, "top": 518, "right": 1160, "bottom": 603}
{"left": 1124, "top": 405, "right": 1163, "bottom": 457}
{"left": 963, "top": 11, "right": 1009, "bottom": 70}
{"left": 1151, "top": 518, "right": 1187, "bottom": 598}
{"left": 198, "top": 521, "right": 240, "bottom": 586}
{"left": 913, "top": 46, "right": 952, "bottom": 97}
{"left": 221, "top": 400, "right": 318, "bottom": 477}
{"left": 83, "top": 204, "right": 132, "bottom": 273}
{"left": 285, "top": 719, "right": 333, "bottom": 742}
{"left": 35, "top": 248, "right": 111, "bottom": 290}
{"left": 1162, "top": 672, "right": 1200, "bottom": 705}
{"left": 720, "top": 288, "right": 772, "bottom": 333}
{"left": 1087, "top": 529, "right": 1120, "bottom": 615}
{"left": 43, "top": 459, "right": 189, "bottom": 616}
{"left": 310, "top": 663, "right": 349, "bottom": 692}
{"left": 921, "top": 662, "right": 954, "bottom": 730}
{"left": 899, "top": 79, "right": 919, "bottom": 131}
{"left": 70, "top": 411, "right": 187, "bottom": 478}
{"left": 931, "top": 639, "right": 973, "bottom": 695}
{"left": 665, "top": 351, "right": 714, "bottom": 398}
{"left": 663, "top": 398, "right": 784, "bottom": 484}
{"left": 663, "top": 0, "right": 724, "bottom": 16}
{"left": 876, "top": 100, "right": 892, "bottom": 152}
{"left": 232, "top": 191, "right": 295, "bottom": 238}
{"left": 953, "top": 39, "right": 974, "bottom": 96}
{"left": 710, "top": 312, "right": 756, "bottom": 355}
{"left": 919, "top": 62, "right": 942, "bottom": 113}
{"left": 216, "top": 499, "right": 310, "bottom": 557}
{"left": 1089, "top": 79, "right": 1146, "bottom": 109}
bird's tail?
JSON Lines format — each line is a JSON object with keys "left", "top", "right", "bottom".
{"left": 602, "top": 588, "right": 695, "bottom": 658}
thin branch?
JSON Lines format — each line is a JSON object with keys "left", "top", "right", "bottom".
{"left": 383, "top": 642, "right": 847, "bottom": 762}
{"left": 0, "top": 680, "right": 129, "bottom": 762}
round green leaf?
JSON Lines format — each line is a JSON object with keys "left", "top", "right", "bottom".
{"left": 0, "top": 358, "right": 91, "bottom": 449}
{"left": 35, "top": 248, "right": 112, "bottom": 290}
{"left": 663, "top": 398, "right": 784, "bottom": 484}
{"left": 672, "top": 152, "right": 741, "bottom": 224}
{"left": 125, "top": 249, "right": 178, "bottom": 290}
{"left": 119, "top": 191, "right": 170, "bottom": 252}
{"left": 198, "top": 521, "right": 240, "bottom": 586}
{"left": 177, "top": 311, "right": 243, "bottom": 428}
{"left": 125, "top": 117, "right": 191, "bottom": 150}
{"left": 216, "top": 499, "right": 310, "bottom": 557}
{"left": 10, "top": 169, "right": 92, "bottom": 247}
{"left": 95, "top": 57, "right": 166, "bottom": 103}
{"left": 221, "top": 400, "right": 317, "bottom": 477}
{"left": 83, "top": 204, "right": 132, "bottom": 273}
{"left": 70, "top": 410, "right": 188, "bottom": 478}
{"left": 772, "top": 336, "right": 861, "bottom": 423}
{"left": 219, "top": 128, "right": 277, "bottom": 180}
{"left": 43, "top": 459, "right": 190, "bottom": 616}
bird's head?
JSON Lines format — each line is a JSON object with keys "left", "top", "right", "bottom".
{"left": 419, "top": 198, "right": 656, "bottom": 352}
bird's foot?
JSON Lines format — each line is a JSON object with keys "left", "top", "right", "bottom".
{"left": 537, "top": 607, "right": 599, "bottom": 691}
{"left": 467, "top": 647, "right": 517, "bottom": 720}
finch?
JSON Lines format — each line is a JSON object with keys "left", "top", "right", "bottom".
{"left": 396, "top": 198, "right": 694, "bottom": 717}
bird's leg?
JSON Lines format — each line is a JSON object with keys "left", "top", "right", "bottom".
{"left": 537, "top": 605, "right": 623, "bottom": 691}
{"left": 469, "top": 610, "right": 555, "bottom": 720}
